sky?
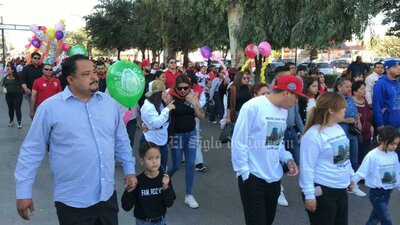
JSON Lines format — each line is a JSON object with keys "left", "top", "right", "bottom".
{"left": 1, "top": 0, "right": 98, "bottom": 53}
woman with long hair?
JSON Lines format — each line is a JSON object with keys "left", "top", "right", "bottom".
{"left": 140, "top": 80, "right": 175, "bottom": 170}
{"left": 300, "top": 92, "right": 357, "bottom": 225}
{"left": 2, "top": 63, "right": 23, "bottom": 128}
{"left": 298, "top": 77, "right": 319, "bottom": 124}
{"left": 166, "top": 74, "right": 205, "bottom": 208}
{"left": 226, "top": 71, "right": 252, "bottom": 133}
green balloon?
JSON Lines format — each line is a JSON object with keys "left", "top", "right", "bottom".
{"left": 106, "top": 60, "right": 145, "bottom": 108}
{"left": 68, "top": 44, "right": 88, "bottom": 56}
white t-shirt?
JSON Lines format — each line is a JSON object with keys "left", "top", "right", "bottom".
{"left": 306, "top": 98, "right": 316, "bottom": 117}
{"left": 300, "top": 124, "right": 354, "bottom": 200}
{"left": 353, "top": 148, "right": 400, "bottom": 189}
{"left": 140, "top": 100, "right": 170, "bottom": 146}
{"left": 195, "top": 72, "right": 209, "bottom": 88}
{"left": 231, "top": 96, "right": 293, "bottom": 183}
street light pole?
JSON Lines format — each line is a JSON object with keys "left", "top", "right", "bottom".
{"left": 1, "top": 16, "right": 5, "bottom": 66}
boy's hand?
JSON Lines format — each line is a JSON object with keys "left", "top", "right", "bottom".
{"left": 162, "top": 174, "right": 170, "bottom": 190}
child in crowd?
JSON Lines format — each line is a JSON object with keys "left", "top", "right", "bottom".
{"left": 352, "top": 126, "right": 400, "bottom": 225}
{"left": 122, "top": 142, "right": 176, "bottom": 225}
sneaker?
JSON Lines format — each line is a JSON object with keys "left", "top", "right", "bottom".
{"left": 17, "top": 124, "right": 22, "bottom": 129}
{"left": 349, "top": 185, "right": 366, "bottom": 197}
{"left": 184, "top": 195, "right": 199, "bottom": 209}
{"left": 195, "top": 163, "right": 207, "bottom": 172}
{"left": 278, "top": 192, "right": 289, "bottom": 206}
{"left": 8, "top": 121, "right": 14, "bottom": 127}
{"left": 212, "top": 121, "right": 217, "bottom": 124}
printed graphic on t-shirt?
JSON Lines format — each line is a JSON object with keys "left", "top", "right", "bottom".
{"left": 265, "top": 120, "right": 286, "bottom": 146}
{"left": 330, "top": 138, "right": 350, "bottom": 165}
{"left": 141, "top": 187, "right": 163, "bottom": 197}
{"left": 379, "top": 164, "right": 397, "bottom": 185}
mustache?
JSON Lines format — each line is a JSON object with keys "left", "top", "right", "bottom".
{"left": 90, "top": 80, "right": 99, "bottom": 85}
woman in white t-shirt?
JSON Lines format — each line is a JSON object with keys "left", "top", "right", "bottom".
{"left": 352, "top": 126, "right": 400, "bottom": 225}
{"left": 300, "top": 92, "right": 355, "bottom": 225}
{"left": 298, "top": 77, "right": 318, "bottom": 124}
{"left": 140, "top": 80, "right": 175, "bottom": 171}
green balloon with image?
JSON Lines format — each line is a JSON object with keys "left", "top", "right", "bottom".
{"left": 106, "top": 60, "right": 145, "bottom": 108}
{"left": 68, "top": 45, "right": 88, "bottom": 57}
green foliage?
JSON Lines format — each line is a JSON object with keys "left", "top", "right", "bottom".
{"left": 366, "top": 36, "right": 400, "bottom": 57}
{"left": 378, "top": 1, "right": 400, "bottom": 37}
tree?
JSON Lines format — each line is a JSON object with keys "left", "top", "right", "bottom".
{"left": 379, "top": 1, "right": 400, "bottom": 37}
{"left": 367, "top": 36, "right": 400, "bottom": 57}
{"left": 85, "top": 0, "right": 135, "bottom": 59}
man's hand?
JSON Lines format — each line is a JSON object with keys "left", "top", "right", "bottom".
{"left": 305, "top": 199, "right": 317, "bottom": 212}
{"left": 162, "top": 174, "right": 170, "bottom": 190}
{"left": 16, "top": 198, "right": 35, "bottom": 220}
{"left": 287, "top": 160, "right": 298, "bottom": 176}
{"left": 141, "top": 123, "right": 149, "bottom": 133}
{"left": 29, "top": 111, "right": 35, "bottom": 119}
{"left": 124, "top": 174, "right": 137, "bottom": 192}
{"left": 24, "top": 88, "right": 32, "bottom": 95}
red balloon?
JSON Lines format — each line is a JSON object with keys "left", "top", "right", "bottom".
{"left": 62, "top": 43, "right": 70, "bottom": 51}
{"left": 245, "top": 44, "right": 258, "bottom": 58}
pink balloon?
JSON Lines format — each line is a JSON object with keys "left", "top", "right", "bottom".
{"left": 30, "top": 24, "right": 38, "bottom": 33}
{"left": 55, "top": 22, "right": 65, "bottom": 31}
{"left": 61, "top": 43, "right": 71, "bottom": 52}
{"left": 245, "top": 44, "right": 258, "bottom": 58}
{"left": 258, "top": 41, "right": 272, "bottom": 57}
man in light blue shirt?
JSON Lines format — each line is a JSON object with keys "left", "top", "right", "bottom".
{"left": 15, "top": 54, "right": 137, "bottom": 225}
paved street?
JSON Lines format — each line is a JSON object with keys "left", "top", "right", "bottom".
{"left": 1, "top": 91, "right": 400, "bottom": 225}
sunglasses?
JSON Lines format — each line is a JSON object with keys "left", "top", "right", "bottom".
{"left": 176, "top": 86, "right": 189, "bottom": 91}
{"left": 33, "top": 57, "right": 40, "bottom": 60}
{"left": 169, "top": 61, "right": 176, "bottom": 64}
{"left": 43, "top": 68, "right": 53, "bottom": 71}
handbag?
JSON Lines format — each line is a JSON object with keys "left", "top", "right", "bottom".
{"left": 219, "top": 125, "right": 231, "bottom": 143}
{"left": 2, "top": 87, "right": 7, "bottom": 94}
{"left": 349, "top": 123, "right": 362, "bottom": 136}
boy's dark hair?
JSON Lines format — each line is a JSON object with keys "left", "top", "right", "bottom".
{"left": 378, "top": 126, "right": 400, "bottom": 152}
{"left": 139, "top": 141, "right": 160, "bottom": 158}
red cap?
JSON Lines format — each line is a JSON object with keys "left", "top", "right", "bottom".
{"left": 271, "top": 75, "right": 307, "bottom": 98}
{"left": 141, "top": 59, "right": 151, "bottom": 67}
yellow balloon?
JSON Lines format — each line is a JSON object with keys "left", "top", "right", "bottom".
{"left": 47, "top": 27, "right": 56, "bottom": 39}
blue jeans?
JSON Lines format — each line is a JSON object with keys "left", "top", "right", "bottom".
{"left": 140, "top": 134, "right": 169, "bottom": 172}
{"left": 283, "top": 128, "right": 300, "bottom": 165}
{"left": 167, "top": 129, "right": 197, "bottom": 195}
{"left": 366, "top": 188, "right": 392, "bottom": 225}
{"left": 136, "top": 217, "right": 167, "bottom": 225}
{"left": 213, "top": 91, "right": 224, "bottom": 120}
{"left": 348, "top": 134, "right": 359, "bottom": 171}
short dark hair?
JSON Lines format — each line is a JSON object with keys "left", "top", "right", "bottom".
{"left": 186, "top": 70, "right": 197, "bottom": 85}
{"left": 62, "top": 54, "right": 89, "bottom": 79}
{"left": 167, "top": 58, "right": 176, "bottom": 63}
{"left": 336, "top": 77, "right": 350, "bottom": 87}
{"left": 285, "top": 62, "right": 295, "bottom": 67}
{"left": 297, "top": 65, "right": 307, "bottom": 71}
{"left": 378, "top": 126, "right": 400, "bottom": 152}
{"left": 96, "top": 61, "right": 105, "bottom": 67}
{"left": 31, "top": 52, "right": 41, "bottom": 59}
{"left": 374, "top": 62, "right": 383, "bottom": 68}
{"left": 351, "top": 81, "right": 365, "bottom": 95}
{"left": 139, "top": 141, "right": 160, "bottom": 158}
{"left": 252, "top": 83, "right": 268, "bottom": 96}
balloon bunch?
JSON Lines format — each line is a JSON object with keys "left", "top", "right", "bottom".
{"left": 200, "top": 45, "right": 229, "bottom": 81}
{"left": 242, "top": 42, "right": 272, "bottom": 83}
{"left": 25, "top": 21, "right": 70, "bottom": 65}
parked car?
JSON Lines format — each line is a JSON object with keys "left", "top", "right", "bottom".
{"left": 330, "top": 59, "right": 350, "bottom": 74}
{"left": 315, "top": 62, "right": 334, "bottom": 75}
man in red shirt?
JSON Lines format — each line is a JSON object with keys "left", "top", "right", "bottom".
{"left": 165, "top": 58, "right": 181, "bottom": 88}
{"left": 30, "top": 64, "right": 62, "bottom": 118}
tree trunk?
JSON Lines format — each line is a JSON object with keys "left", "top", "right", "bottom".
{"left": 141, "top": 49, "right": 146, "bottom": 61}
{"left": 254, "top": 54, "right": 263, "bottom": 83}
{"left": 117, "top": 49, "right": 121, "bottom": 60}
{"left": 227, "top": 1, "right": 244, "bottom": 68}
{"left": 183, "top": 31, "right": 189, "bottom": 68}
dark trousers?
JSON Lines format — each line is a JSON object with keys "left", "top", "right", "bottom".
{"left": 126, "top": 118, "right": 137, "bottom": 148}
{"left": 55, "top": 191, "right": 119, "bottom": 225}
{"left": 238, "top": 174, "right": 281, "bottom": 225}
{"left": 5, "top": 93, "right": 22, "bottom": 123}
{"left": 358, "top": 138, "right": 371, "bottom": 163}
{"left": 305, "top": 185, "right": 348, "bottom": 225}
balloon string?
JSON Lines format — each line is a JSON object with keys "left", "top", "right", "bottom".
{"left": 260, "top": 57, "right": 269, "bottom": 84}
{"left": 241, "top": 58, "right": 252, "bottom": 72}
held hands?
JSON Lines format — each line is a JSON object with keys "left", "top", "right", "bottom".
{"left": 287, "top": 160, "right": 298, "bottom": 176}
{"left": 162, "top": 174, "right": 170, "bottom": 190}
{"left": 141, "top": 123, "right": 149, "bottom": 133}
{"left": 166, "top": 100, "right": 176, "bottom": 110}
{"left": 24, "top": 88, "right": 32, "bottom": 95}
{"left": 16, "top": 198, "right": 35, "bottom": 220}
{"left": 305, "top": 199, "right": 317, "bottom": 212}
{"left": 124, "top": 174, "right": 138, "bottom": 192}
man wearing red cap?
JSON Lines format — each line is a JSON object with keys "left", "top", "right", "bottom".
{"left": 138, "top": 59, "right": 155, "bottom": 107}
{"left": 231, "top": 75, "right": 304, "bottom": 225}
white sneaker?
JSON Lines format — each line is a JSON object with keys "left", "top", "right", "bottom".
{"left": 349, "top": 185, "right": 366, "bottom": 197}
{"left": 184, "top": 195, "right": 199, "bottom": 209}
{"left": 278, "top": 192, "right": 289, "bottom": 206}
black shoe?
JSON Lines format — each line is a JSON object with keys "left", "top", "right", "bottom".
{"left": 195, "top": 163, "right": 206, "bottom": 172}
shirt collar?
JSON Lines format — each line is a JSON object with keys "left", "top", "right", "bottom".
{"left": 62, "top": 86, "right": 103, "bottom": 101}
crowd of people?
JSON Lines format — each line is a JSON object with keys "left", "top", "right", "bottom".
{"left": 4, "top": 52, "right": 400, "bottom": 225}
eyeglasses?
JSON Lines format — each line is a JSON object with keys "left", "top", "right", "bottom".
{"left": 33, "top": 57, "right": 40, "bottom": 60}
{"left": 169, "top": 61, "right": 176, "bottom": 64}
{"left": 176, "top": 86, "right": 189, "bottom": 91}
{"left": 43, "top": 68, "right": 53, "bottom": 71}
